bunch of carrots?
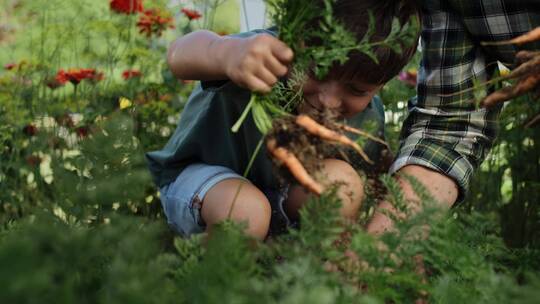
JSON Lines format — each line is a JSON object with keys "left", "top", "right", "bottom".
{"left": 480, "top": 27, "right": 540, "bottom": 112}
{"left": 266, "top": 114, "right": 386, "bottom": 195}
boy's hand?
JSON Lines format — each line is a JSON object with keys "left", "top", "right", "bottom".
{"left": 221, "top": 34, "right": 293, "bottom": 93}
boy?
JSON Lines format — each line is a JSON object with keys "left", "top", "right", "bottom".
{"left": 146, "top": 0, "right": 419, "bottom": 240}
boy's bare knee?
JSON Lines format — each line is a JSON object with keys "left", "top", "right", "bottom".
{"left": 202, "top": 179, "right": 271, "bottom": 240}
{"left": 319, "top": 159, "right": 364, "bottom": 219}
{"left": 286, "top": 159, "right": 364, "bottom": 220}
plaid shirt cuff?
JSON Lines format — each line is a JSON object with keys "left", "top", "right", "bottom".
{"left": 389, "top": 136, "right": 475, "bottom": 203}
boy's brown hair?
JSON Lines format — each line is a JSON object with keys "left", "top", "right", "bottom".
{"left": 317, "top": 0, "right": 420, "bottom": 84}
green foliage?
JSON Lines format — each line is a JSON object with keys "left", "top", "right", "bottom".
{"left": 174, "top": 222, "right": 262, "bottom": 303}
{"left": 465, "top": 92, "right": 540, "bottom": 248}
{"left": 0, "top": 213, "right": 179, "bottom": 304}
{"left": 1, "top": 1, "right": 539, "bottom": 303}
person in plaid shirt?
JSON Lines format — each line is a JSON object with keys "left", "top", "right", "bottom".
{"left": 367, "top": 0, "right": 540, "bottom": 234}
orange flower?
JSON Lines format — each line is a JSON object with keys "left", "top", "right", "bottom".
{"left": 137, "top": 8, "right": 174, "bottom": 38}
{"left": 181, "top": 8, "right": 202, "bottom": 20}
{"left": 110, "top": 0, "right": 143, "bottom": 14}
{"left": 55, "top": 70, "right": 69, "bottom": 85}
{"left": 54, "top": 68, "right": 104, "bottom": 86}
{"left": 122, "top": 69, "right": 142, "bottom": 80}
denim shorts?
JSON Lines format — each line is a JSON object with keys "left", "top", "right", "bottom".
{"left": 159, "top": 163, "right": 291, "bottom": 237}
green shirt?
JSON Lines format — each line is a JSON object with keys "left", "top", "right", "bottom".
{"left": 145, "top": 80, "right": 385, "bottom": 189}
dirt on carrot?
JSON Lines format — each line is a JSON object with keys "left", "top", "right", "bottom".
{"left": 266, "top": 110, "right": 341, "bottom": 188}
{"left": 265, "top": 109, "right": 389, "bottom": 195}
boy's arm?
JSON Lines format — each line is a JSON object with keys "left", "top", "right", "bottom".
{"left": 167, "top": 30, "right": 294, "bottom": 93}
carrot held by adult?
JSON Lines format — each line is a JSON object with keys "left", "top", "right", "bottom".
{"left": 482, "top": 27, "right": 540, "bottom": 46}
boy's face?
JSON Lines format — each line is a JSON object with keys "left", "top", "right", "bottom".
{"left": 299, "top": 76, "right": 382, "bottom": 118}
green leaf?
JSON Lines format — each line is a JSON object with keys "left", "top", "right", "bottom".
{"left": 361, "top": 49, "right": 379, "bottom": 64}
{"left": 361, "top": 10, "right": 376, "bottom": 44}
{"left": 251, "top": 100, "right": 273, "bottom": 134}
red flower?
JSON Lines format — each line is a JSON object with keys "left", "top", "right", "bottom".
{"left": 110, "top": 0, "right": 143, "bottom": 14}
{"left": 181, "top": 8, "right": 202, "bottom": 21}
{"left": 4, "top": 63, "right": 16, "bottom": 70}
{"left": 68, "top": 68, "right": 94, "bottom": 84}
{"left": 85, "top": 69, "right": 105, "bottom": 83}
{"left": 75, "top": 126, "right": 90, "bottom": 138}
{"left": 122, "top": 69, "right": 142, "bottom": 80}
{"left": 23, "top": 124, "right": 38, "bottom": 136}
{"left": 55, "top": 69, "right": 69, "bottom": 85}
{"left": 137, "top": 8, "right": 174, "bottom": 38}
{"left": 26, "top": 155, "right": 42, "bottom": 167}
{"left": 54, "top": 68, "right": 104, "bottom": 86}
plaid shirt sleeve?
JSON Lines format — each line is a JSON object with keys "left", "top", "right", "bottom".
{"left": 389, "top": 0, "right": 539, "bottom": 201}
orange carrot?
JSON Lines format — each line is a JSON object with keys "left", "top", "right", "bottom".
{"left": 482, "top": 27, "right": 540, "bottom": 46}
{"left": 516, "top": 50, "right": 540, "bottom": 64}
{"left": 507, "top": 27, "right": 540, "bottom": 45}
{"left": 506, "top": 54, "right": 540, "bottom": 79}
{"left": 337, "top": 123, "right": 389, "bottom": 147}
{"left": 481, "top": 74, "right": 540, "bottom": 108}
{"left": 266, "top": 139, "right": 324, "bottom": 195}
{"left": 439, "top": 53, "right": 540, "bottom": 98}
{"left": 295, "top": 115, "right": 374, "bottom": 164}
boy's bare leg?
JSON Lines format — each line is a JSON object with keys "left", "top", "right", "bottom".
{"left": 285, "top": 158, "right": 364, "bottom": 221}
{"left": 201, "top": 179, "right": 271, "bottom": 240}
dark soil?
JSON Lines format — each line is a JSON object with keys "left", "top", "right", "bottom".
{"left": 265, "top": 110, "right": 345, "bottom": 185}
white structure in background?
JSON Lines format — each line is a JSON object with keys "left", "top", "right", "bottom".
{"left": 239, "top": 0, "right": 267, "bottom": 31}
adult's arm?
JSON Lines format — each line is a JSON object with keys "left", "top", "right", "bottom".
{"left": 367, "top": 0, "right": 501, "bottom": 234}
{"left": 389, "top": 0, "right": 500, "bottom": 202}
